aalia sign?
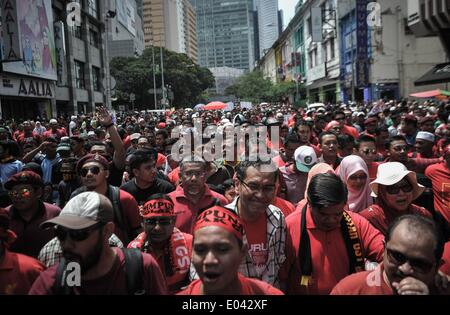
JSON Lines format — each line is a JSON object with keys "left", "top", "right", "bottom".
{"left": 0, "top": 75, "right": 55, "bottom": 98}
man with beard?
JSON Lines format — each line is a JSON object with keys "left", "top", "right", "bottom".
{"left": 331, "top": 215, "right": 449, "bottom": 295}
{"left": 168, "top": 156, "right": 228, "bottom": 234}
{"left": 280, "top": 173, "right": 384, "bottom": 294}
{"left": 29, "top": 192, "right": 167, "bottom": 295}
{"left": 71, "top": 154, "right": 141, "bottom": 244}
{"left": 128, "top": 195, "right": 192, "bottom": 294}
{"left": 4, "top": 171, "right": 61, "bottom": 258}
{"left": 225, "top": 159, "right": 286, "bottom": 288}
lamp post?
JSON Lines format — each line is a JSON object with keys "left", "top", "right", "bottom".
{"left": 152, "top": 44, "right": 157, "bottom": 109}
{"left": 104, "top": 10, "right": 116, "bottom": 110}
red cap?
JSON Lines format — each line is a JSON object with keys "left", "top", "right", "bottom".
{"left": 364, "top": 117, "right": 378, "bottom": 125}
{"left": 157, "top": 122, "right": 166, "bottom": 129}
{"left": 4, "top": 171, "right": 44, "bottom": 190}
{"left": 140, "top": 198, "right": 175, "bottom": 218}
{"left": 76, "top": 154, "right": 109, "bottom": 174}
{"left": 193, "top": 206, "right": 244, "bottom": 241}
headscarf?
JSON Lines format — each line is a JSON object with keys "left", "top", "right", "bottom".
{"left": 338, "top": 155, "right": 373, "bottom": 212}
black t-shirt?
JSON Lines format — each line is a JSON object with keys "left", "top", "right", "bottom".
{"left": 120, "top": 178, "right": 175, "bottom": 205}
{"left": 108, "top": 161, "right": 124, "bottom": 187}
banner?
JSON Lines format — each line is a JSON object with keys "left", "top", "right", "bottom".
{"left": 54, "top": 21, "right": 66, "bottom": 86}
{"left": 311, "top": 7, "right": 323, "bottom": 43}
{"left": 1, "top": 0, "right": 22, "bottom": 61}
{"left": 2, "top": 0, "right": 57, "bottom": 81}
{"left": 356, "top": 0, "right": 369, "bottom": 87}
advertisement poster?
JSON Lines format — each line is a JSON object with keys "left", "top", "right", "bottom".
{"left": 116, "top": 0, "right": 136, "bottom": 37}
{"left": 2, "top": 0, "right": 57, "bottom": 81}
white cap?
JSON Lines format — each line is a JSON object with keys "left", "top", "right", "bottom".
{"left": 49, "top": 119, "right": 58, "bottom": 124}
{"left": 416, "top": 131, "right": 435, "bottom": 143}
{"left": 294, "top": 146, "right": 318, "bottom": 172}
{"left": 130, "top": 133, "right": 142, "bottom": 141}
{"left": 87, "top": 131, "right": 96, "bottom": 136}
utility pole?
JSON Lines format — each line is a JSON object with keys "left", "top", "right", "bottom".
{"left": 152, "top": 44, "right": 157, "bottom": 110}
{"left": 160, "top": 46, "right": 165, "bottom": 110}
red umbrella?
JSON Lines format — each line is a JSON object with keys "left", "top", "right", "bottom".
{"left": 204, "top": 101, "right": 227, "bottom": 110}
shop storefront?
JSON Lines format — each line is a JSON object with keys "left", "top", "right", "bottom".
{"left": 0, "top": 74, "right": 55, "bottom": 120}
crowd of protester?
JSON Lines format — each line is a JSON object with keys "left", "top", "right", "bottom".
{"left": 0, "top": 97, "right": 449, "bottom": 295}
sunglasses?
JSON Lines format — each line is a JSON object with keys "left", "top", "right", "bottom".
{"left": 385, "top": 180, "right": 413, "bottom": 194}
{"left": 144, "top": 218, "right": 173, "bottom": 226}
{"left": 80, "top": 166, "right": 102, "bottom": 177}
{"left": 386, "top": 248, "right": 434, "bottom": 274}
{"left": 54, "top": 223, "right": 104, "bottom": 242}
{"left": 8, "top": 188, "right": 32, "bottom": 199}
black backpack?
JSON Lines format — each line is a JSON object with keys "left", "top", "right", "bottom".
{"left": 53, "top": 248, "right": 144, "bottom": 295}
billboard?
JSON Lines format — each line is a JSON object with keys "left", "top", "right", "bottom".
{"left": 116, "top": 0, "right": 136, "bottom": 37}
{"left": 2, "top": 0, "right": 57, "bottom": 81}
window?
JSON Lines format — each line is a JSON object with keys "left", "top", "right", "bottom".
{"left": 307, "top": 17, "right": 312, "bottom": 37}
{"left": 87, "top": 0, "right": 98, "bottom": 18}
{"left": 89, "top": 29, "right": 99, "bottom": 47}
{"left": 73, "top": 25, "right": 82, "bottom": 39}
{"left": 330, "top": 37, "right": 335, "bottom": 60}
{"left": 74, "top": 60, "right": 85, "bottom": 89}
{"left": 92, "top": 66, "right": 100, "bottom": 91}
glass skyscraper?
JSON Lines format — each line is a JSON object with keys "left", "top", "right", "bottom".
{"left": 191, "top": 0, "right": 256, "bottom": 70}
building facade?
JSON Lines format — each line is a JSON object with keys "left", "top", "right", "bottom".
{"left": 142, "top": 0, "right": 198, "bottom": 63}
{"left": 339, "top": 0, "right": 448, "bottom": 103}
{"left": 192, "top": 0, "right": 256, "bottom": 71}
{"left": 254, "top": 0, "right": 280, "bottom": 61}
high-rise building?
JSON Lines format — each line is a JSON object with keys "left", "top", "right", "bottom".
{"left": 191, "top": 0, "right": 256, "bottom": 71}
{"left": 254, "top": 0, "right": 280, "bottom": 60}
{"left": 142, "top": 0, "right": 198, "bottom": 63}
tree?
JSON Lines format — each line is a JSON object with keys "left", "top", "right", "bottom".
{"left": 110, "top": 48, "right": 214, "bottom": 109}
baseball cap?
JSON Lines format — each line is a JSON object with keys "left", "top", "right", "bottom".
{"left": 416, "top": 131, "right": 435, "bottom": 143}
{"left": 294, "top": 146, "right": 318, "bottom": 172}
{"left": 41, "top": 192, "right": 113, "bottom": 230}
{"left": 130, "top": 133, "right": 141, "bottom": 141}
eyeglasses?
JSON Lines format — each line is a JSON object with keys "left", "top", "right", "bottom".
{"left": 385, "top": 180, "right": 413, "bottom": 194}
{"left": 182, "top": 170, "right": 206, "bottom": 179}
{"left": 8, "top": 188, "right": 32, "bottom": 199}
{"left": 239, "top": 179, "right": 276, "bottom": 194}
{"left": 386, "top": 247, "right": 434, "bottom": 274}
{"left": 80, "top": 166, "right": 102, "bottom": 177}
{"left": 361, "top": 148, "right": 377, "bottom": 155}
{"left": 144, "top": 218, "right": 173, "bottom": 226}
{"left": 54, "top": 223, "right": 104, "bottom": 242}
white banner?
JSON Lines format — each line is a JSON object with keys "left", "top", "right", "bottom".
{"left": 1, "top": 0, "right": 22, "bottom": 61}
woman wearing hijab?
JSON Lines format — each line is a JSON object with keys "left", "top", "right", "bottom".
{"left": 359, "top": 162, "right": 431, "bottom": 235}
{"left": 337, "top": 155, "right": 373, "bottom": 213}
{"left": 294, "top": 163, "right": 335, "bottom": 214}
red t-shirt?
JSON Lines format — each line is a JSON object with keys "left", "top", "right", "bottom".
{"left": 0, "top": 249, "right": 45, "bottom": 295}
{"left": 359, "top": 204, "right": 432, "bottom": 236}
{"left": 168, "top": 167, "right": 180, "bottom": 186}
{"left": 243, "top": 215, "right": 268, "bottom": 277}
{"left": 272, "top": 197, "right": 295, "bottom": 217}
{"left": 342, "top": 125, "right": 360, "bottom": 139}
{"left": 28, "top": 248, "right": 168, "bottom": 295}
{"left": 425, "top": 162, "right": 450, "bottom": 223}
{"left": 115, "top": 189, "right": 142, "bottom": 243}
{"left": 330, "top": 263, "right": 393, "bottom": 295}
{"left": 440, "top": 242, "right": 450, "bottom": 276}
{"left": 177, "top": 273, "right": 284, "bottom": 295}
{"left": 367, "top": 162, "right": 380, "bottom": 182}
{"left": 272, "top": 155, "right": 287, "bottom": 168}
{"left": 280, "top": 207, "right": 384, "bottom": 295}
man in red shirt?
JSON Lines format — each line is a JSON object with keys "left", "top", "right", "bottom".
{"left": 225, "top": 159, "right": 286, "bottom": 288}
{"left": 178, "top": 205, "right": 283, "bottom": 295}
{"left": 5, "top": 171, "right": 61, "bottom": 258}
{"left": 280, "top": 173, "right": 384, "bottom": 295}
{"left": 43, "top": 119, "right": 67, "bottom": 141}
{"left": 354, "top": 135, "right": 380, "bottom": 181}
{"left": 0, "top": 208, "right": 45, "bottom": 294}
{"left": 128, "top": 194, "right": 192, "bottom": 294}
{"left": 29, "top": 192, "right": 167, "bottom": 295}
{"left": 168, "top": 157, "right": 228, "bottom": 234}
{"left": 425, "top": 143, "right": 450, "bottom": 224}
{"left": 331, "top": 215, "right": 449, "bottom": 295}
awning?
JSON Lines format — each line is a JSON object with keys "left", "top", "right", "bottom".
{"left": 414, "top": 62, "right": 450, "bottom": 86}
{"left": 409, "top": 89, "right": 450, "bottom": 98}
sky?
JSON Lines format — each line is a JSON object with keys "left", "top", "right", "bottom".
{"left": 278, "top": 0, "right": 297, "bottom": 30}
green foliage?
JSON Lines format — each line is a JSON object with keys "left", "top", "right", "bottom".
{"left": 110, "top": 47, "right": 214, "bottom": 108}
{"left": 225, "top": 70, "right": 300, "bottom": 104}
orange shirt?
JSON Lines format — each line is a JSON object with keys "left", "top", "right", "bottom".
{"left": 272, "top": 197, "right": 295, "bottom": 217}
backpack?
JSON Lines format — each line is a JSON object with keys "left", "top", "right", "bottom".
{"left": 53, "top": 248, "right": 144, "bottom": 295}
